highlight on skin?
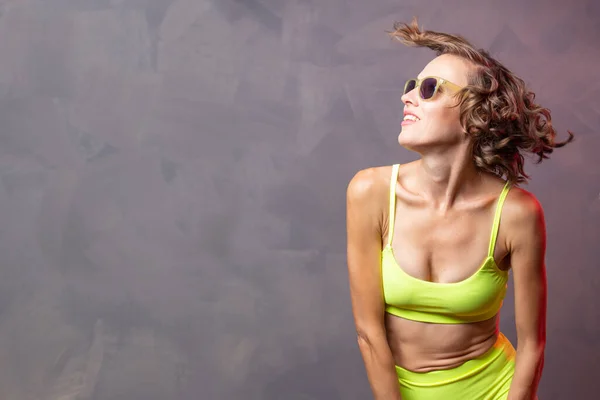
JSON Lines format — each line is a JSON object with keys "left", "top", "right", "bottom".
{"left": 388, "top": 17, "right": 574, "bottom": 184}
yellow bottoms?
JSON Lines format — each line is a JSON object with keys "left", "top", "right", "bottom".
{"left": 395, "top": 333, "right": 516, "bottom": 400}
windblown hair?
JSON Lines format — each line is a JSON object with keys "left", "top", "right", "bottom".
{"left": 388, "top": 18, "right": 574, "bottom": 184}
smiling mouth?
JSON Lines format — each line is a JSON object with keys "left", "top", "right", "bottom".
{"left": 402, "top": 115, "right": 420, "bottom": 126}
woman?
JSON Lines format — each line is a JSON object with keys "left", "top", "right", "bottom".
{"left": 346, "top": 19, "right": 573, "bottom": 400}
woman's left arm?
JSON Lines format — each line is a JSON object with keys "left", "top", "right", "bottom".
{"left": 506, "top": 190, "right": 547, "bottom": 400}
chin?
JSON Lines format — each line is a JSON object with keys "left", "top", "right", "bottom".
{"left": 397, "top": 129, "right": 423, "bottom": 150}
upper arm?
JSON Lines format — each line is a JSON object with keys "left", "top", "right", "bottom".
{"left": 506, "top": 190, "right": 547, "bottom": 348}
{"left": 346, "top": 168, "right": 387, "bottom": 338}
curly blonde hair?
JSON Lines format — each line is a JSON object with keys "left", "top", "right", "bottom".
{"left": 388, "top": 18, "right": 574, "bottom": 184}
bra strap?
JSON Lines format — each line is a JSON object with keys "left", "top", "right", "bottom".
{"left": 387, "top": 164, "right": 400, "bottom": 247}
{"left": 488, "top": 181, "right": 512, "bottom": 257}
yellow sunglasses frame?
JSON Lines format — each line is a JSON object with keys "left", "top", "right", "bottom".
{"left": 403, "top": 76, "right": 464, "bottom": 101}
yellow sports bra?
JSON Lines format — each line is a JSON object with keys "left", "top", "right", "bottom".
{"left": 381, "top": 164, "right": 511, "bottom": 324}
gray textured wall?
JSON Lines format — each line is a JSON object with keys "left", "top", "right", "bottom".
{"left": 0, "top": 0, "right": 597, "bottom": 399}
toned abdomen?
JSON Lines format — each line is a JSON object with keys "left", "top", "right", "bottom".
{"left": 385, "top": 312, "right": 500, "bottom": 372}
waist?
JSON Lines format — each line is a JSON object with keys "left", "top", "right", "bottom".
{"left": 394, "top": 332, "right": 516, "bottom": 385}
{"left": 385, "top": 312, "right": 500, "bottom": 372}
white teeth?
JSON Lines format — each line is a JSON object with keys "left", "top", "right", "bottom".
{"left": 403, "top": 114, "right": 419, "bottom": 122}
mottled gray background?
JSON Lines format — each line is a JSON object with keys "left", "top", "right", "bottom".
{"left": 0, "top": 0, "right": 597, "bottom": 399}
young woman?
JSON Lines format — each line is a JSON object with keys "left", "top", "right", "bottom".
{"left": 346, "top": 19, "right": 573, "bottom": 400}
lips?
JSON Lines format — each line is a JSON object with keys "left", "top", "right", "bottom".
{"left": 403, "top": 110, "right": 420, "bottom": 121}
{"left": 402, "top": 111, "right": 420, "bottom": 125}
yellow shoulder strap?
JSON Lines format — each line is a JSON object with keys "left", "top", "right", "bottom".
{"left": 488, "top": 181, "right": 512, "bottom": 257}
{"left": 387, "top": 164, "right": 400, "bottom": 247}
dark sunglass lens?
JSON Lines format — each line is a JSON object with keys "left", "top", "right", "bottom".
{"left": 404, "top": 79, "right": 416, "bottom": 94}
{"left": 420, "top": 78, "right": 438, "bottom": 99}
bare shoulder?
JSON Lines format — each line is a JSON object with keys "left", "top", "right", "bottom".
{"left": 347, "top": 165, "right": 394, "bottom": 205}
{"left": 503, "top": 186, "right": 546, "bottom": 251}
{"left": 346, "top": 165, "right": 395, "bottom": 234}
{"left": 504, "top": 186, "right": 545, "bottom": 226}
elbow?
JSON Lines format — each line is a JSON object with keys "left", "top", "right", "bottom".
{"left": 356, "top": 329, "right": 372, "bottom": 348}
{"left": 517, "top": 338, "right": 546, "bottom": 358}
{"left": 519, "top": 332, "right": 546, "bottom": 350}
{"left": 517, "top": 326, "right": 546, "bottom": 354}
{"left": 356, "top": 326, "right": 384, "bottom": 351}
{"left": 356, "top": 331, "right": 375, "bottom": 356}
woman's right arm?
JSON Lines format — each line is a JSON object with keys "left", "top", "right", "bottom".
{"left": 346, "top": 168, "right": 402, "bottom": 400}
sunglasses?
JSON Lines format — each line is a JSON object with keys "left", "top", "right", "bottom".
{"left": 403, "top": 76, "right": 464, "bottom": 101}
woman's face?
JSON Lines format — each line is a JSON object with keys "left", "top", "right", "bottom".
{"left": 398, "top": 54, "right": 473, "bottom": 152}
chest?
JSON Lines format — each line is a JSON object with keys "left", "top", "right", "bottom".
{"left": 386, "top": 205, "right": 504, "bottom": 283}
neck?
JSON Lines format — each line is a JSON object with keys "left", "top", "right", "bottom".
{"left": 415, "top": 146, "right": 482, "bottom": 212}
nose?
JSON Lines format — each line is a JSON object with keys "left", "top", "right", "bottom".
{"left": 401, "top": 87, "right": 418, "bottom": 106}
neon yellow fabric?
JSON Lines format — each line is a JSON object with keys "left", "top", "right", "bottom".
{"left": 395, "top": 333, "right": 516, "bottom": 400}
{"left": 382, "top": 164, "right": 511, "bottom": 324}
